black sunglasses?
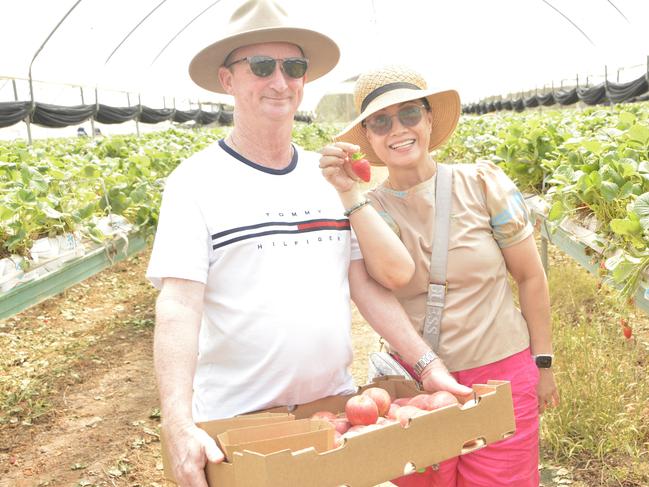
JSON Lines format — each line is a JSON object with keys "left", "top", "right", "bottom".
{"left": 362, "top": 104, "right": 428, "bottom": 136}
{"left": 225, "top": 55, "right": 309, "bottom": 79}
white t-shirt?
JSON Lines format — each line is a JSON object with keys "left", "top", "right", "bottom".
{"left": 147, "top": 140, "right": 360, "bottom": 421}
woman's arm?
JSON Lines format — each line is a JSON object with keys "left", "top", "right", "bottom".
{"left": 320, "top": 142, "right": 414, "bottom": 289}
{"left": 501, "top": 235, "right": 560, "bottom": 412}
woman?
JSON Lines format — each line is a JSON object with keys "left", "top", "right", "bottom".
{"left": 319, "top": 65, "right": 560, "bottom": 487}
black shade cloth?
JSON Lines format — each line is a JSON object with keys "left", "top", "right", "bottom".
{"left": 31, "top": 102, "right": 95, "bottom": 128}
{"left": 218, "top": 110, "right": 233, "bottom": 125}
{"left": 513, "top": 98, "right": 525, "bottom": 112}
{"left": 172, "top": 109, "right": 200, "bottom": 123}
{"left": 607, "top": 75, "right": 649, "bottom": 104}
{"left": 139, "top": 106, "right": 174, "bottom": 124}
{"left": 524, "top": 95, "right": 539, "bottom": 108}
{"left": 577, "top": 84, "right": 608, "bottom": 105}
{"left": 0, "top": 101, "right": 31, "bottom": 128}
{"left": 198, "top": 111, "right": 221, "bottom": 125}
{"left": 554, "top": 88, "right": 579, "bottom": 105}
{"left": 537, "top": 92, "right": 556, "bottom": 106}
{"left": 95, "top": 104, "right": 139, "bottom": 124}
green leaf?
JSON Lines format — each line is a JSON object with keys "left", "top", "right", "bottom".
{"left": 633, "top": 192, "right": 649, "bottom": 232}
{"left": 627, "top": 124, "right": 649, "bottom": 145}
{"left": 599, "top": 181, "right": 619, "bottom": 201}
{"left": 82, "top": 165, "right": 100, "bottom": 178}
{"left": 612, "top": 259, "right": 638, "bottom": 284}
{"left": 610, "top": 218, "right": 642, "bottom": 237}
{"left": 582, "top": 140, "right": 603, "bottom": 154}
{"left": 548, "top": 201, "right": 565, "bottom": 221}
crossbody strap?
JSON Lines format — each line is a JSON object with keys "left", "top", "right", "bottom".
{"left": 422, "top": 163, "right": 453, "bottom": 351}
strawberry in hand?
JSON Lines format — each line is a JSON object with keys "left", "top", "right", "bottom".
{"left": 350, "top": 152, "right": 371, "bottom": 182}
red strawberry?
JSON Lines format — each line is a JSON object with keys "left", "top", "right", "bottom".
{"left": 623, "top": 325, "right": 632, "bottom": 339}
{"left": 621, "top": 318, "right": 632, "bottom": 339}
{"left": 351, "top": 152, "right": 371, "bottom": 182}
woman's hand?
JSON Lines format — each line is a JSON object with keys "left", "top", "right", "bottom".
{"left": 319, "top": 142, "right": 362, "bottom": 194}
{"left": 537, "top": 369, "right": 560, "bottom": 413}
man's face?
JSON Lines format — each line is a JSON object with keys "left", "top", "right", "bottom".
{"left": 219, "top": 42, "right": 305, "bottom": 122}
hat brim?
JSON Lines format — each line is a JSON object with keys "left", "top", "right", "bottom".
{"left": 335, "top": 88, "right": 460, "bottom": 166}
{"left": 189, "top": 27, "right": 340, "bottom": 94}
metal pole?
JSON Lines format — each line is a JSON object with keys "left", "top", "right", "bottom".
{"left": 136, "top": 93, "right": 141, "bottom": 137}
{"left": 80, "top": 86, "right": 96, "bottom": 138}
{"left": 605, "top": 65, "right": 612, "bottom": 107}
{"left": 26, "top": 80, "right": 33, "bottom": 145}
{"left": 12, "top": 79, "right": 18, "bottom": 101}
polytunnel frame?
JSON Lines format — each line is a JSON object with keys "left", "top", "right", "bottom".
{"left": 21, "top": 0, "right": 225, "bottom": 144}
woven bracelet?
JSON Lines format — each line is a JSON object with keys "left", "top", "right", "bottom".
{"left": 343, "top": 199, "right": 371, "bottom": 217}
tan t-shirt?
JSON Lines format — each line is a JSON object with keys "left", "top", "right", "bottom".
{"left": 367, "top": 160, "right": 533, "bottom": 372}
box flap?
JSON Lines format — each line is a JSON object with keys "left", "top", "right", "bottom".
{"left": 217, "top": 419, "right": 334, "bottom": 461}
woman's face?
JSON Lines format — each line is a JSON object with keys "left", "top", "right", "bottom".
{"left": 363, "top": 100, "right": 433, "bottom": 169}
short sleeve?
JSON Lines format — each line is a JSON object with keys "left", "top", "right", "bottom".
{"left": 366, "top": 191, "right": 401, "bottom": 239}
{"left": 476, "top": 160, "right": 533, "bottom": 248}
{"left": 146, "top": 168, "right": 211, "bottom": 288}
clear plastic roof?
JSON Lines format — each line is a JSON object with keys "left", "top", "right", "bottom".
{"left": 1, "top": 0, "right": 648, "bottom": 111}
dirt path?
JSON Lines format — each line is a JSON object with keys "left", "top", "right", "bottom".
{"left": 0, "top": 249, "right": 575, "bottom": 487}
{"left": 0, "top": 250, "right": 384, "bottom": 486}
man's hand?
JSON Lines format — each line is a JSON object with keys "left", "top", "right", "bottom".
{"left": 165, "top": 421, "right": 224, "bottom": 487}
{"left": 419, "top": 359, "right": 473, "bottom": 398}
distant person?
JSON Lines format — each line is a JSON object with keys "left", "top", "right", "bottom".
{"left": 319, "top": 64, "right": 560, "bottom": 487}
{"left": 76, "top": 127, "right": 88, "bottom": 137}
{"left": 93, "top": 127, "right": 102, "bottom": 137}
{"left": 146, "top": 2, "right": 471, "bottom": 486}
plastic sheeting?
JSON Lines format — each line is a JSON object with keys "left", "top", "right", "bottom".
{"left": 463, "top": 73, "right": 649, "bottom": 114}
{"left": 1, "top": 0, "right": 649, "bottom": 113}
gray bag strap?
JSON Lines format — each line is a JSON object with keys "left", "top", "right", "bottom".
{"left": 422, "top": 163, "right": 453, "bottom": 351}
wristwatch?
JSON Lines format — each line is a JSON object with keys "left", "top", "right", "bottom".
{"left": 531, "top": 354, "right": 553, "bottom": 368}
{"left": 413, "top": 350, "right": 439, "bottom": 376}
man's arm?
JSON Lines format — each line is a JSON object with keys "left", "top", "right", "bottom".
{"left": 154, "top": 277, "right": 223, "bottom": 487}
{"left": 348, "top": 260, "right": 472, "bottom": 396}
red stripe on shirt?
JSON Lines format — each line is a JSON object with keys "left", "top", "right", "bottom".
{"left": 297, "top": 220, "right": 350, "bottom": 231}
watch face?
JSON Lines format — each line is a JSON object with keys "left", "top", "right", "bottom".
{"left": 535, "top": 355, "right": 553, "bottom": 368}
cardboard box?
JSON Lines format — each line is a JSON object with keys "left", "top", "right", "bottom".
{"left": 217, "top": 419, "right": 335, "bottom": 461}
{"left": 163, "top": 378, "right": 516, "bottom": 487}
{"left": 161, "top": 412, "right": 295, "bottom": 481}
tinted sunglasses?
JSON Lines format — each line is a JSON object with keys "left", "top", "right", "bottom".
{"left": 225, "top": 55, "right": 309, "bottom": 79}
{"left": 362, "top": 104, "right": 428, "bottom": 136}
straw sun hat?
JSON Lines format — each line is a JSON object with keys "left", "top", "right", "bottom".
{"left": 335, "top": 65, "right": 461, "bottom": 166}
{"left": 189, "top": 0, "right": 340, "bottom": 94}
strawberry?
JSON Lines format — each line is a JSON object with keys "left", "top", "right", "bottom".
{"left": 623, "top": 324, "right": 632, "bottom": 339}
{"left": 620, "top": 318, "right": 633, "bottom": 340}
{"left": 350, "top": 152, "right": 371, "bottom": 182}
{"left": 621, "top": 318, "right": 632, "bottom": 339}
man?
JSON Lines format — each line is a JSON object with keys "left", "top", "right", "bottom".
{"left": 147, "top": 1, "right": 471, "bottom": 485}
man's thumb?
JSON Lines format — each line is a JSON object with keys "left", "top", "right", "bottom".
{"left": 200, "top": 431, "right": 225, "bottom": 464}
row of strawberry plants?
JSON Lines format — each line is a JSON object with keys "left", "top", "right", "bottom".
{"left": 0, "top": 128, "right": 227, "bottom": 260}
{"left": 437, "top": 103, "right": 649, "bottom": 301}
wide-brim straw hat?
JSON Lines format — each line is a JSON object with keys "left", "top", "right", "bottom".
{"left": 189, "top": 0, "right": 340, "bottom": 94}
{"left": 335, "top": 65, "right": 461, "bottom": 166}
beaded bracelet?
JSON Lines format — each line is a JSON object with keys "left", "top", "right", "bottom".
{"left": 343, "top": 199, "right": 371, "bottom": 217}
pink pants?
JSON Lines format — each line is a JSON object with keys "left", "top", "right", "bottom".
{"left": 391, "top": 349, "right": 540, "bottom": 487}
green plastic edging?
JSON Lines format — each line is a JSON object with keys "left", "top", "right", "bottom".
{"left": 532, "top": 211, "right": 649, "bottom": 315}
{"left": 0, "top": 234, "right": 147, "bottom": 321}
